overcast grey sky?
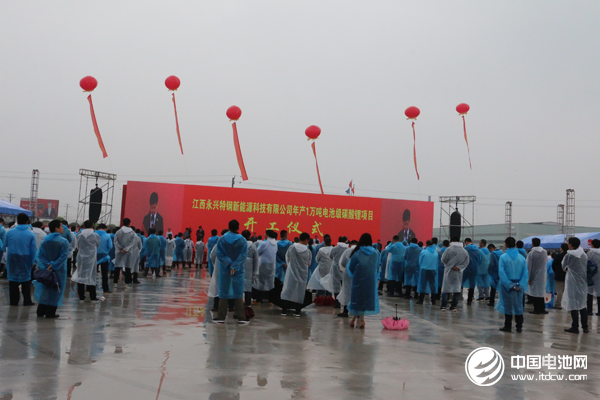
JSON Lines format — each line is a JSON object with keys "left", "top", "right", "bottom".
{"left": 1, "top": 1, "right": 599, "bottom": 227}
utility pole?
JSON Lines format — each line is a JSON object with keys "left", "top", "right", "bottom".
{"left": 6, "top": 194, "right": 13, "bottom": 203}
{"left": 231, "top": 176, "right": 235, "bottom": 188}
{"left": 65, "top": 204, "right": 70, "bottom": 221}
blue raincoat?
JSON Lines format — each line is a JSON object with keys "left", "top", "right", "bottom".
{"left": 462, "top": 244, "right": 481, "bottom": 289}
{"left": 403, "top": 243, "right": 422, "bottom": 286}
{"left": 379, "top": 248, "right": 389, "bottom": 282}
{"left": 546, "top": 260, "right": 555, "bottom": 294}
{"left": 159, "top": 235, "right": 167, "bottom": 266}
{"left": 96, "top": 230, "right": 113, "bottom": 265}
{"left": 276, "top": 239, "right": 292, "bottom": 281}
{"left": 145, "top": 234, "right": 161, "bottom": 269}
{"left": 488, "top": 250, "right": 503, "bottom": 290}
{"left": 347, "top": 246, "right": 380, "bottom": 316}
{"left": 387, "top": 242, "right": 406, "bottom": 282}
{"left": 61, "top": 224, "right": 72, "bottom": 243}
{"left": 476, "top": 247, "right": 490, "bottom": 287}
{"left": 5, "top": 225, "right": 37, "bottom": 282}
{"left": 495, "top": 248, "right": 529, "bottom": 315}
{"left": 206, "top": 236, "right": 219, "bottom": 275}
{"left": 0, "top": 224, "right": 7, "bottom": 252}
{"left": 108, "top": 233, "right": 116, "bottom": 271}
{"left": 518, "top": 248, "right": 527, "bottom": 259}
{"left": 34, "top": 233, "right": 69, "bottom": 306}
{"left": 216, "top": 232, "right": 248, "bottom": 299}
{"left": 174, "top": 237, "right": 185, "bottom": 263}
{"left": 138, "top": 234, "right": 147, "bottom": 260}
{"left": 417, "top": 245, "right": 438, "bottom": 293}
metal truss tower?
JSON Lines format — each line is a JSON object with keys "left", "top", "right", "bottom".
{"left": 505, "top": 201, "right": 512, "bottom": 238}
{"left": 556, "top": 204, "right": 565, "bottom": 234}
{"left": 29, "top": 169, "right": 39, "bottom": 219}
{"left": 565, "top": 189, "right": 575, "bottom": 239}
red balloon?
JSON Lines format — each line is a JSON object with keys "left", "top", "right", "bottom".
{"left": 405, "top": 106, "right": 420, "bottom": 120}
{"left": 305, "top": 125, "right": 321, "bottom": 140}
{"left": 80, "top": 76, "right": 98, "bottom": 92}
{"left": 165, "top": 75, "right": 181, "bottom": 91}
{"left": 456, "top": 103, "right": 470, "bottom": 115}
{"left": 227, "top": 106, "right": 242, "bottom": 121}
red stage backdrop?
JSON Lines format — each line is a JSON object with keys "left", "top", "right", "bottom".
{"left": 121, "top": 181, "right": 433, "bottom": 243}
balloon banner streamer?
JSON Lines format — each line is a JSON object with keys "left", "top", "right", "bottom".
{"left": 171, "top": 93, "right": 184, "bottom": 155}
{"left": 462, "top": 115, "right": 472, "bottom": 170}
{"left": 411, "top": 121, "right": 419, "bottom": 180}
{"left": 231, "top": 122, "right": 248, "bottom": 181}
{"left": 86, "top": 94, "right": 108, "bottom": 158}
{"left": 311, "top": 141, "right": 324, "bottom": 195}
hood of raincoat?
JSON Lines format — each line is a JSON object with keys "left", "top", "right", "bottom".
{"left": 293, "top": 242, "right": 310, "bottom": 253}
{"left": 480, "top": 247, "right": 490, "bottom": 255}
{"left": 567, "top": 247, "right": 585, "bottom": 258}
{"left": 426, "top": 245, "right": 437, "bottom": 253}
{"left": 121, "top": 226, "right": 133, "bottom": 234}
{"left": 402, "top": 240, "right": 409, "bottom": 246}
{"left": 589, "top": 248, "right": 600, "bottom": 255}
{"left": 267, "top": 237, "right": 277, "bottom": 245}
{"left": 409, "top": 243, "right": 419, "bottom": 248}
{"left": 278, "top": 239, "right": 291, "bottom": 247}
{"left": 450, "top": 242, "right": 463, "bottom": 248}
{"left": 336, "top": 242, "right": 349, "bottom": 248}
{"left": 505, "top": 248, "right": 521, "bottom": 260}
{"left": 223, "top": 231, "right": 243, "bottom": 244}
{"left": 493, "top": 249, "right": 504, "bottom": 257}
{"left": 360, "top": 246, "right": 376, "bottom": 256}
{"left": 32, "top": 227, "right": 44, "bottom": 234}
{"left": 465, "top": 244, "right": 478, "bottom": 251}
{"left": 80, "top": 228, "right": 95, "bottom": 238}
{"left": 96, "top": 230, "right": 107, "bottom": 237}
{"left": 15, "top": 225, "right": 30, "bottom": 232}
{"left": 319, "top": 246, "right": 333, "bottom": 256}
{"left": 531, "top": 246, "right": 545, "bottom": 253}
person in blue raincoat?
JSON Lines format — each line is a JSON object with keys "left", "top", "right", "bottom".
{"left": 386, "top": 236, "right": 406, "bottom": 297}
{"left": 108, "top": 229, "right": 116, "bottom": 274}
{"left": 517, "top": 241, "right": 527, "bottom": 258}
{"left": 546, "top": 254, "right": 556, "bottom": 309}
{"left": 307, "top": 238, "right": 318, "bottom": 283}
{"left": 144, "top": 228, "right": 162, "bottom": 278}
{"left": 158, "top": 230, "right": 167, "bottom": 274}
{"left": 174, "top": 233, "right": 185, "bottom": 269}
{"left": 6, "top": 213, "right": 37, "bottom": 306}
{"left": 214, "top": 220, "right": 248, "bottom": 324}
{"left": 487, "top": 244, "right": 503, "bottom": 307}
{"left": 96, "top": 223, "right": 113, "bottom": 294}
{"left": 462, "top": 238, "right": 481, "bottom": 305}
{"left": 403, "top": 238, "right": 422, "bottom": 299}
{"left": 417, "top": 240, "right": 438, "bottom": 305}
{"left": 496, "top": 237, "right": 528, "bottom": 333}
{"left": 276, "top": 230, "right": 292, "bottom": 282}
{"left": 34, "top": 220, "right": 70, "bottom": 318}
{"left": 347, "top": 233, "right": 380, "bottom": 329}
{"left": 378, "top": 242, "right": 391, "bottom": 293}
{"left": 206, "top": 229, "right": 219, "bottom": 276}
{"left": 477, "top": 239, "right": 491, "bottom": 301}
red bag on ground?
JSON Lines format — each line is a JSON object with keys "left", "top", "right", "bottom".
{"left": 245, "top": 306, "right": 255, "bottom": 319}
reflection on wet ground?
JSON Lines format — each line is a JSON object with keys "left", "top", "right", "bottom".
{"left": 0, "top": 268, "right": 599, "bottom": 399}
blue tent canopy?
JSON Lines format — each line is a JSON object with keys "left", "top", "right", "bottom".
{"left": 0, "top": 200, "right": 33, "bottom": 217}
{"left": 522, "top": 232, "right": 600, "bottom": 250}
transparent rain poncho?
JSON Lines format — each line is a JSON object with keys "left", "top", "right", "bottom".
{"left": 526, "top": 247, "right": 548, "bottom": 297}
{"left": 281, "top": 243, "right": 312, "bottom": 304}
{"left": 113, "top": 227, "right": 137, "bottom": 270}
{"left": 244, "top": 240, "right": 258, "bottom": 292}
{"left": 561, "top": 247, "right": 588, "bottom": 311}
{"left": 73, "top": 229, "right": 100, "bottom": 286}
{"left": 307, "top": 246, "right": 334, "bottom": 291}
{"left": 440, "top": 243, "right": 470, "bottom": 293}
{"left": 337, "top": 247, "right": 355, "bottom": 307}
{"left": 347, "top": 246, "right": 380, "bottom": 316}
{"left": 254, "top": 238, "right": 277, "bottom": 291}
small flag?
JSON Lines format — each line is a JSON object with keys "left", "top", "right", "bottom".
{"left": 351, "top": 184, "right": 355, "bottom": 195}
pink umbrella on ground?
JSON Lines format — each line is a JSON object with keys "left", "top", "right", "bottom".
{"left": 382, "top": 304, "right": 410, "bottom": 330}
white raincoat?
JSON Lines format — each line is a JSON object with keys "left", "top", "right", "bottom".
{"left": 281, "top": 243, "right": 312, "bottom": 304}
{"left": 337, "top": 246, "right": 355, "bottom": 307}
{"left": 253, "top": 238, "right": 277, "bottom": 291}
{"left": 328, "top": 243, "right": 348, "bottom": 293}
{"left": 207, "top": 245, "right": 220, "bottom": 298}
{"left": 72, "top": 229, "right": 100, "bottom": 286}
{"left": 131, "top": 235, "right": 143, "bottom": 273}
{"left": 562, "top": 247, "right": 588, "bottom": 311}
{"left": 194, "top": 241, "right": 205, "bottom": 265}
{"left": 184, "top": 238, "right": 194, "bottom": 262}
{"left": 307, "top": 246, "right": 334, "bottom": 291}
{"left": 440, "top": 242, "right": 470, "bottom": 293}
{"left": 165, "top": 238, "right": 175, "bottom": 267}
{"left": 114, "top": 227, "right": 137, "bottom": 270}
{"left": 32, "top": 227, "right": 47, "bottom": 250}
{"left": 526, "top": 246, "right": 548, "bottom": 297}
{"left": 588, "top": 248, "right": 600, "bottom": 296}
{"left": 244, "top": 240, "right": 259, "bottom": 292}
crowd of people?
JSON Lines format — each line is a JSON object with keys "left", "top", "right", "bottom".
{"left": 1, "top": 214, "right": 597, "bottom": 334}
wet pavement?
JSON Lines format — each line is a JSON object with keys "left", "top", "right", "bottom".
{"left": 0, "top": 269, "right": 599, "bottom": 399}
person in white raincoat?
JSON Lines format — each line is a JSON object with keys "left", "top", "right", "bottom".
{"left": 307, "top": 237, "right": 333, "bottom": 292}
{"left": 113, "top": 219, "right": 137, "bottom": 285}
{"left": 253, "top": 230, "right": 278, "bottom": 301}
{"left": 562, "top": 237, "right": 589, "bottom": 333}
{"left": 129, "top": 233, "right": 143, "bottom": 285}
{"left": 165, "top": 235, "right": 175, "bottom": 269}
{"left": 526, "top": 238, "right": 548, "bottom": 314}
{"left": 281, "top": 233, "right": 312, "bottom": 317}
{"left": 337, "top": 240, "right": 357, "bottom": 317}
{"left": 207, "top": 242, "right": 220, "bottom": 300}
{"left": 184, "top": 238, "right": 194, "bottom": 268}
{"left": 72, "top": 220, "right": 100, "bottom": 301}
{"left": 242, "top": 230, "right": 258, "bottom": 306}
{"left": 328, "top": 237, "right": 348, "bottom": 304}
{"left": 440, "top": 238, "right": 470, "bottom": 311}
{"left": 194, "top": 240, "right": 205, "bottom": 268}
{"left": 587, "top": 238, "right": 600, "bottom": 316}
